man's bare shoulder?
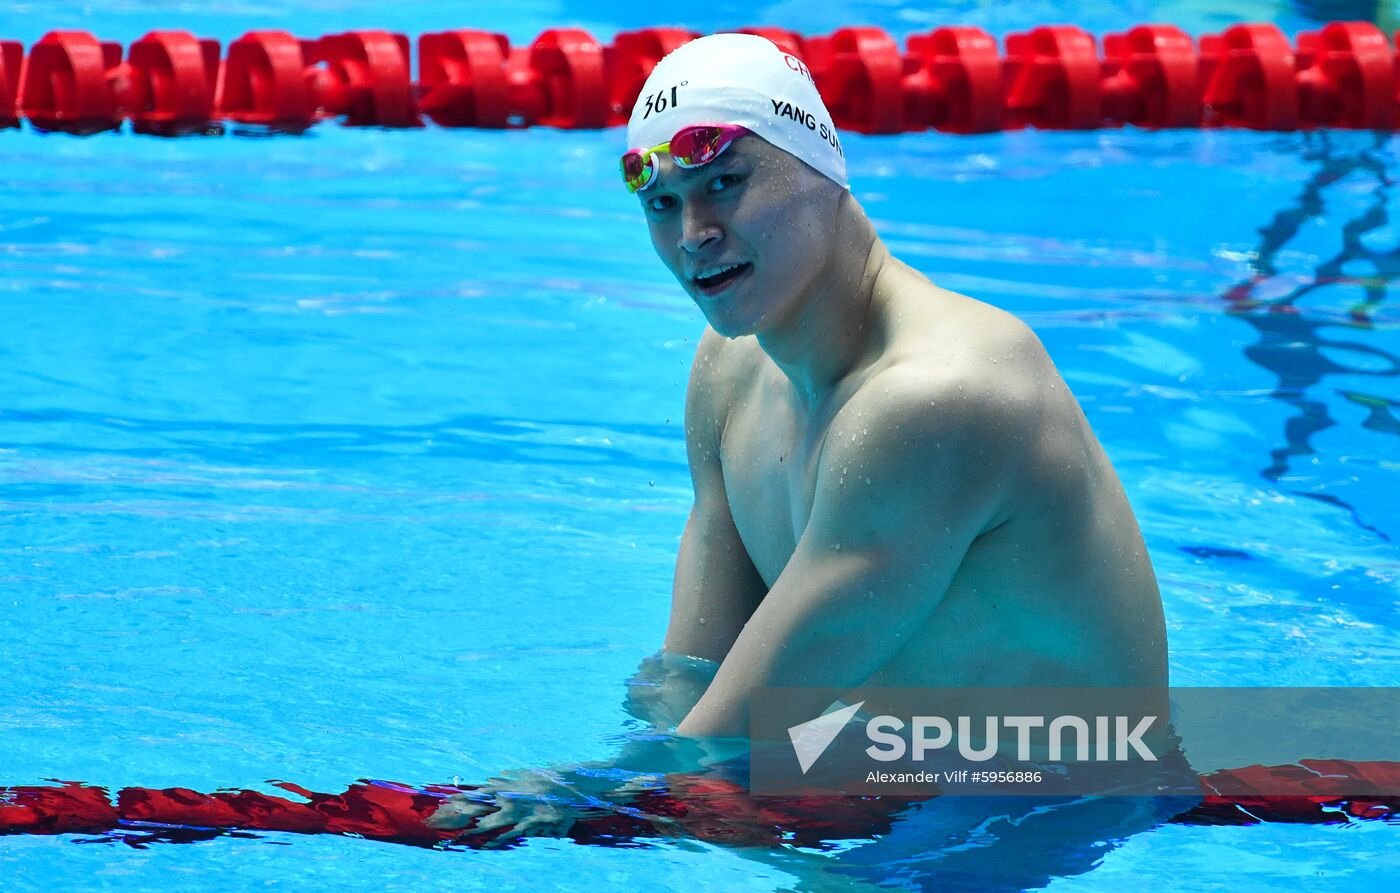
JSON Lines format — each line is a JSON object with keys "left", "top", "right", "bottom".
{"left": 685, "top": 327, "right": 764, "bottom": 433}
{"left": 813, "top": 274, "right": 1066, "bottom": 514}
{"left": 855, "top": 278, "right": 1053, "bottom": 437}
{"left": 691, "top": 325, "right": 764, "bottom": 382}
{"left": 882, "top": 265, "right": 1054, "bottom": 382}
{"left": 806, "top": 327, "right": 1041, "bottom": 553}
{"left": 827, "top": 355, "right": 1037, "bottom": 488}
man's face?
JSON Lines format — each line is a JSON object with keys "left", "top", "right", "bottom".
{"left": 638, "top": 135, "right": 843, "bottom": 338}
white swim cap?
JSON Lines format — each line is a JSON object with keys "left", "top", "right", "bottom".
{"left": 625, "top": 33, "right": 848, "bottom": 190}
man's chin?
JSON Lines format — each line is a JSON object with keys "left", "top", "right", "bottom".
{"left": 701, "top": 312, "right": 761, "bottom": 340}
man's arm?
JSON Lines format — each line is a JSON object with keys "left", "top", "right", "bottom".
{"left": 675, "top": 366, "right": 1027, "bottom": 738}
{"left": 663, "top": 330, "right": 768, "bottom": 664}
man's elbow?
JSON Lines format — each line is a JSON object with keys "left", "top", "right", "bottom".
{"left": 675, "top": 696, "right": 748, "bottom": 740}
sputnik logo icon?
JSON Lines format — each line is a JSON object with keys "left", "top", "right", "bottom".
{"left": 787, "top": 701, "right": 865, "bottom": 774}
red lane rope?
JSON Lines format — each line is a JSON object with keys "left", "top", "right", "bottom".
{"left": 2, "top": 761, "right": 1396, "bottom": 848}
{"left": 0, "top": 22, "right": 1396, "bottom": 136}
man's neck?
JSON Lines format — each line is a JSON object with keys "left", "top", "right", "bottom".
{"left": 755, "top": 207, "right": 888, "bottom": 411}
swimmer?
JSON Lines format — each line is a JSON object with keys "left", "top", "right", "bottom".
{"left": 431, "top": 32, "right": 1167, "bottom": 834}
{"left": 631, "top": 33, "right": 1167, "bottom": 737}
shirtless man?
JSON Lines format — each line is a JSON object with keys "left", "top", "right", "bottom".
{"left": 429, "top": 33, "right": 1168, "bottom": 835}
{"left": 625, "top": 34, "right": 1167, "bottom": 739}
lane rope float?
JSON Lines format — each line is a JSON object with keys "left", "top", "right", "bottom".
{"left": 0, "top": 21, "right": 1397, "bottom": 136}
{"left": 2, "top": 760, "right": 1397, "bottom": 848}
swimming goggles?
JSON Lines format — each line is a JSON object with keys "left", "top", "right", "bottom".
{"left": 620, "top": 124, "right": 752, "bottom": 193}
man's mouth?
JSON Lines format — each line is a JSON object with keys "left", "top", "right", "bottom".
{"left": 692, "top": 262, "right": 752, "bottom": 295}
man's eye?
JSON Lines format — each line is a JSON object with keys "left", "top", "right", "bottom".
{"left": 709, "top": 173, "right": 742, "bottom": 193}
{"left": 647, "top": 194, "right": 676, "bottom": 212}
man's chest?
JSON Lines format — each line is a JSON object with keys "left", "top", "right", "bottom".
{"left": 717, "top": 399, "right": 831, "bottom": 587}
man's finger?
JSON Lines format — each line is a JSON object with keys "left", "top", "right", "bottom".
{"left": 424, "top": 795, "right": 493, "bottom": 830}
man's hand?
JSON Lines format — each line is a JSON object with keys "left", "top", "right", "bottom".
{"left": 424, "top": 766, "right": 683, "bottom": 843}
{"left": 425, "top": 769, "right": 578, "bottom": 839}
{"left": 624, "top": 651, "right": 720, "bottom": 728}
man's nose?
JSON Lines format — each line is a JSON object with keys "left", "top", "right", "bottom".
{"left": 679, "top": 202, "right": 722, "bottom": 254}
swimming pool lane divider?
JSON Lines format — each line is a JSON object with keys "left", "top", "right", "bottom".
{"left": 2, "top": 761, "right": 1398, "bottom": 847}
{"left": 0, "top": 22, "right": 1396, "bottom": 136}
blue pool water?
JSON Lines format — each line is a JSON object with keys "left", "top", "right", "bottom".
{"left": 2, "top": 1, "right": 1398, "bottom": 890}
